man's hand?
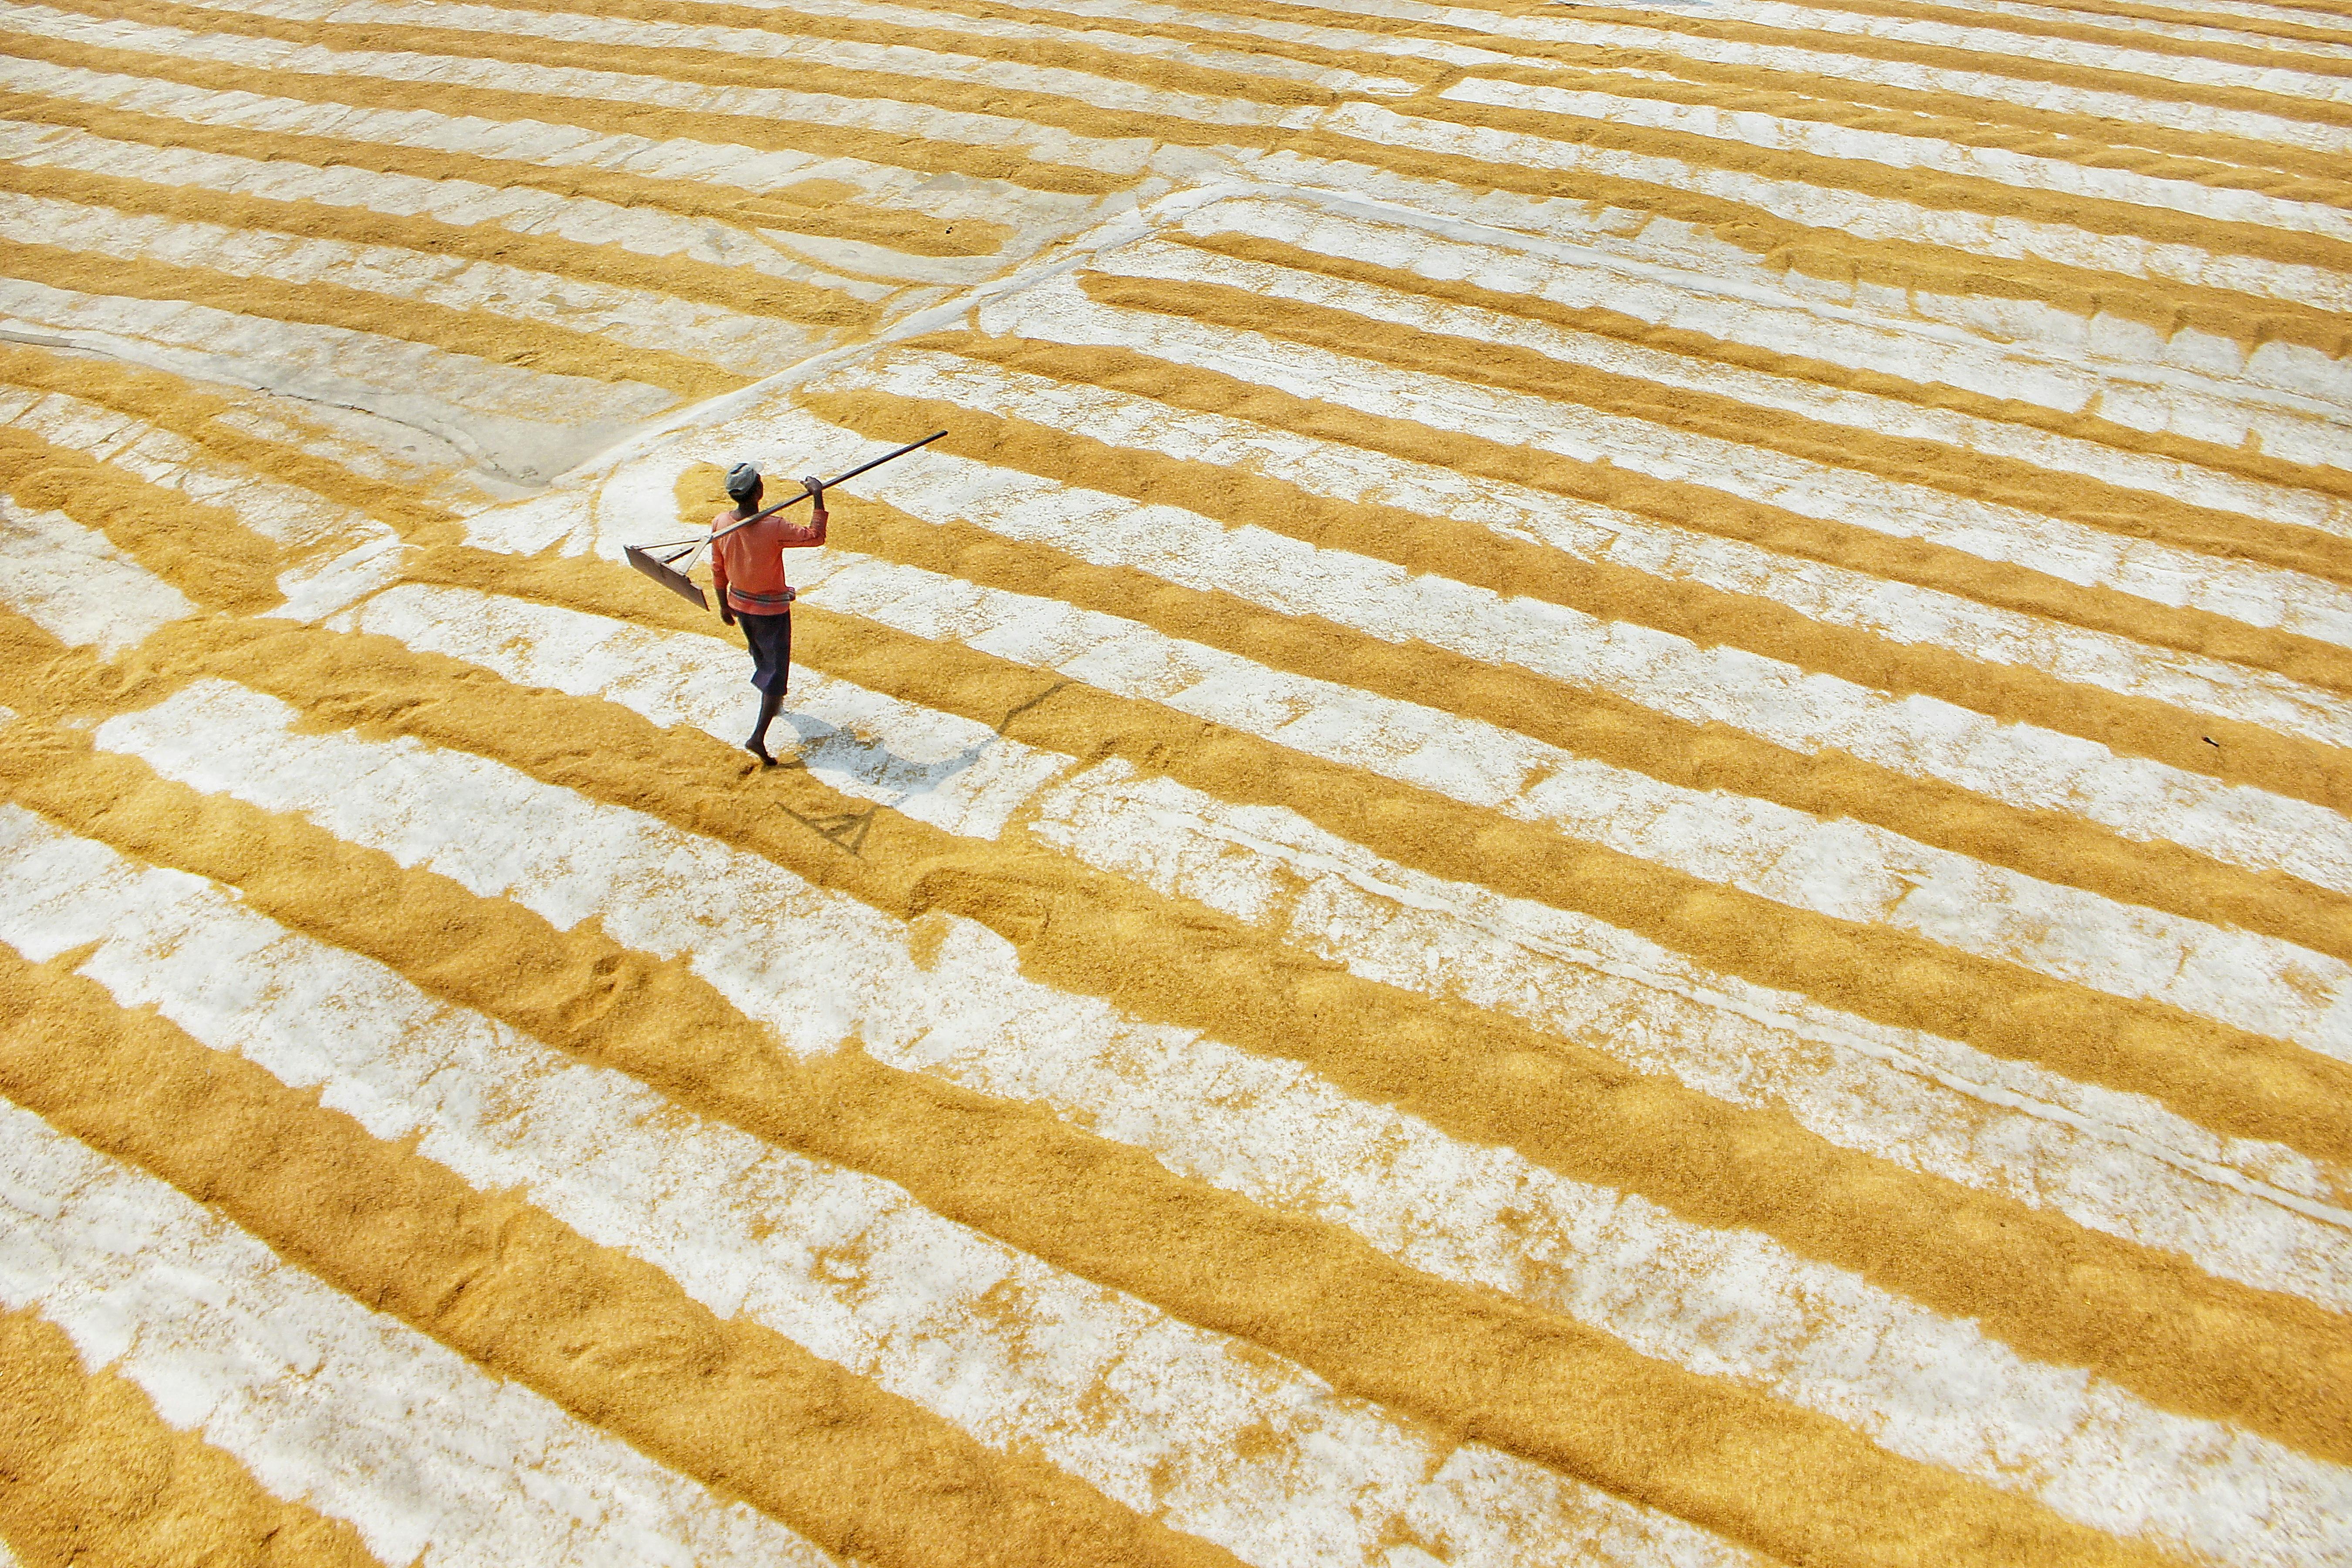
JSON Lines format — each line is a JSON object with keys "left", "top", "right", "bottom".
{"left": 720, "top": 604, "right": 736, "bottom": 626}
{"left": 803, "top": 476, "right": 825, "bottom": 503}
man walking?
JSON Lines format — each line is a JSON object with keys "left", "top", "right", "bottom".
{"left": 711, "top": 461, "right": 827, "bottom": 764}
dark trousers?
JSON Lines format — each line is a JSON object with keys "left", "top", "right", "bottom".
{"left": 740, "top": 610, "right": 792, "bottom": 694}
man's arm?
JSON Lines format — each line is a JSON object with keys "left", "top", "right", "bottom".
{"left": 710, "top": 518, "right": 735, "bottom": 624}
{"left": 778, "top": 477, "right": 828, "bottom": 546}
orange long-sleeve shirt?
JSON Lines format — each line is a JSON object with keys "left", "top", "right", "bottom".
{"left": 710, "top": 501, "right": 826, "bottom": 615}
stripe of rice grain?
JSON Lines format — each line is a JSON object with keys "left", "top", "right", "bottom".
{"left": 440, "top": 530, "right": 2352, "bottom": 1197}
{"left": 1308, "top": 3, "right": 2352, "bottom": 136}
{"left": 1906, "top": 0, "right": 2352, "bottom": 54}
{"left": 358, "top": 576, "right": 2352, "bottom": 1296}
{"left": 1010, "top": 275, "right": 2352, "bottom": 695}
{"left": 923, "top": 325, "right": 2352, "bottom": 808}
{"left": 1071, "top": 272, "right": 2352, "bottom": 687}
{"left": 230, "top": 0, "right": 1345, "bottom": 127}
{"left": 0, "top": 345, "right": 466, "bottom": 541}
{"left": 1454, "top": 60, "right": 2352, "bottom": 218}
{"left": 1555, "top": 17, "right": 2352, "bottom": 154}
{"left": 2017, "top": 0, "right": 2352, "bottom": 49}
{"left": 0, "top": 283, "right": 662, "bottom": 443}
{"left": 1477, "top": 44, "right": 2352, "bottom": 186}
{"left": 258, "top": 0, "right": 2352, "bottom": 292}
{"left": 0, "top": 85, "right": 1003, "bottom": 257}
{"left": 466, "top": 0, "right": 1359, "bottom": 105}
{"left": 0, "top": 933, "right": 1234, "bottom": 1568}
{"left": 0, "top": 233, "right": 737, "bottom": 401}
{"left": 979, "top": 0, "right": 2352, "bottom": 136}
{"left": 0, "top": 26, "right": 1132, "bottom": 196}
{"left": 0, "top": 1308, "right": 377, "bottom": 1568}
{"left": 744, "top": 493, "right": 2352, "bottom": 1159}
{"left": 1440, "top": 0, "right": 2352, "bottom": 123}
{"left": 2, "top": 1088, "right": 846, "bottom": 1568}
{"left": 1171, "top": 225, "right": 2352, "bottom": 511}
{"left": 804, "top": 392, "right": 2352, "bottom": 1025}
{"left": 3, "top": 186, "right": 808, "bottom": 378}
{"left": 682, "top": 0, "right": 1462, "bottom": 90}
{"left": 0, "top": 152, "right": 870, "bottom": 329}
{"left": 1277, "top": 113, "right": 2352, "bottom": 358}
{"left": 0, "top": 704, "right": 2235, "bottom": 1568}
{"left": 0, "top": 384, "right": 396, "bottom": 592}
{"left": 1443, "top": 64, "right": 2352, "bottom": 229}
{"left": 2, "top": 807, "right": 1775, "bottom": 1568}
{"left": 0, "top": 0, "right": 2342, "bottom": 1542}
{"left": 0, "top": 155, "right": 872, "bottom": 329}
{"left": 23, "top": 0, "right": 2347, "bottom": 364}
{"left": 796, "top": 383, "right": 2352, "bottom": 967}
{"left": 1757, "top": 0, "right": 2352, "bottom": 73}
{"left": 20, "top": 0, "right": 1301, "bottom": 152}
{"left": 52, "top": 0, "right": 2352, "bottom": 327}
{"left": 1139, "top": 235, "right": 2352, "bottom": 582}
{"left": 0, "top": 500, "right": 194, "bottom": 657}
{"left": 0, "top": 424, "right": 282, "bottom": 613}
{"left": 814, "top": 344, "right": 2352, "bottom": 878}
{"left": 10, "top": 602, "right": 2345, "bottom": 1478}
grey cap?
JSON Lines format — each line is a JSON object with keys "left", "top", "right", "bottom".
{"left": 724, "top": 462, "right": 761, "bottom": 501}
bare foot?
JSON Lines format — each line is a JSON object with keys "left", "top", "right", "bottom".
{"left": 747, "top": 691, "right": 784, "bottom": 767}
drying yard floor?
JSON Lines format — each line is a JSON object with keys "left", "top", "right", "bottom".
{"left": 1, "top": 0, "right": 2350, "bottom": 1561}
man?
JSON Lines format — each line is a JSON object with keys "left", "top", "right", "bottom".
{"left": 711, "top": 461, "right": 827, "bottom": 764}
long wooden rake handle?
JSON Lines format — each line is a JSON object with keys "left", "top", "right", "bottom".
{"left": 710, "top": 428, "right": 948, "bottom": 545}
{"left": 623, "top": 429, "right": 948, "bottom": 609}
